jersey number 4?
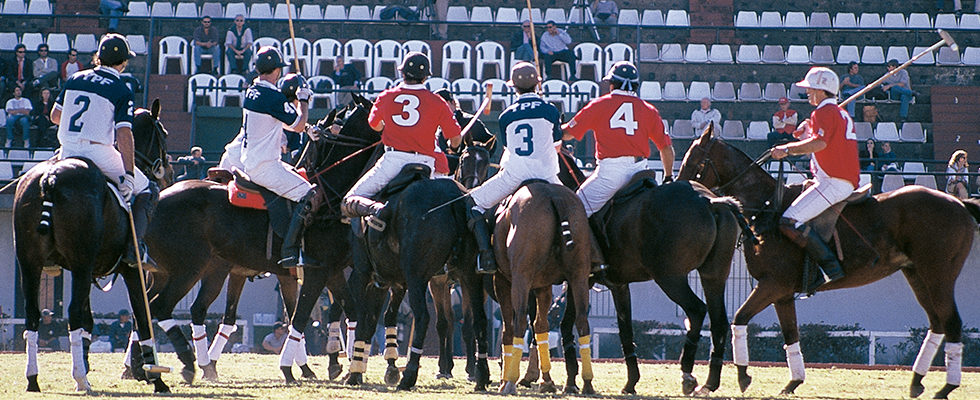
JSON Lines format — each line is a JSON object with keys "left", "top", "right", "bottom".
{"left": 68, "top": 95, "right": 91, "bottom": 133}
{"left": 610, "top": 103, "right": 637, "bottom": 136}
{"left": 392, "top": 94, "right": 421, "bottom": 127}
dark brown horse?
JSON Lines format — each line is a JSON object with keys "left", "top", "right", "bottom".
{"left": 555, "top": 148, "right": 745, "bottom": 395}
{"left": 13, "top": 101, "right": 171, "bottom": 393}
{"left": 493, "top": 181, "right": 594, "bottom": 395}
{"left": 678, "top": 129, "right": 980, "bottom": 399}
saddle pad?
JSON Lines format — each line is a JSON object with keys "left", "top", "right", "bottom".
{"left": 376, "top": 163, "right": 431, "bottom": 199}
{"left": 811, "top": 183, "right": 873, "bottom": 243}
{"left": 228, "top": 180, "right": 267, "bottom": 210}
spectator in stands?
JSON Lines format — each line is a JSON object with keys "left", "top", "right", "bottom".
{"left": 262, "top": 321, "right": 288, "bottom": 354}
{"left": 174, "top": 146, "right": 207, "bottom": 181}
{"left": 330, "top": 56, "right": 361, "bottom": 106}
{"left": 31, "top": 87, "right": 56, "bottom": 146}
{"left": 100, "top": 0, "right": 129, "bottom": 32}
{"left": 5, "top": 85, "right": 32, "bottom": 148}
{"left": 881, "top": 59, "right": 919, "bottom": 123}
{"left": 5, "top": 44, "right": 34, "bottom": 98}
{"left": 691, "top": 97, "right": 721, "bottom": 135}
{"left": 32, "top": 44, "right": 60, "bottom": 92}
{"left": 193, "top": 16, "right": 222, "bottom": 75}
{"left": 879, "top": 141, "right": 898, "bottom": 171}
{"left": 539, "top": 21, "right": 577, "bottom": 81}
{"left": 936, "top": 0, "right": 980, "bottom": 16}
{"left": 61, "top": 49, "right": 84, "bottom": 81}
{"left": 591, "top": 0, "right": 619, "bottom": 42}
{"left": 858, "top": 139, "right": 879, "bottom": 171}
{"left": 108, "top": 309, "right": 132, "bottom": 352}
{"left": 839, "top": 61, "right": 865, "bottom": 117}
{"left": 946, "top": 149, "right": 969, "bottom": 199}
{"left": 430, "top": 0, "right": 449, "bottom": 40}
{"left": 510, "top": 20, "right": 536, "bottom": 63}
{"left": 768, "top": 97, "right": 798, "bottom": 146}
{"left": 83, "top": 52, "right": 98, "bottom": 70}
{"left": 38, "top": 309, "right": 65, "bottom": 351}
{"left": 225, "top": 14, "right": 253, "bottom": 75}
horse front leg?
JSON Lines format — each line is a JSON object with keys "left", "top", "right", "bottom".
{"left": 20, "top": 263, "right": 42, "bottom": 392}
{"left": 384, "top": 286, "right": 407, "bottom": 385}
{"left": 274, "top": 274, "right": 316, "bottom": 380}
{"left": 429, "top": 276, "right": 455, "bottom": 379}
{"left": 66, "top": 267, "right": 95, "bottom": 392}
{"left": 560, "top": 287, "right": 579, "bottom": 394}
{"left": 346, "top": 281, "right": 387, "bottom": 386}
{"left": 532, "top": 289, "right": 557, "bottom": 393}
{"left": 120, "top": 267, "right": 170, "bottom": 393}
{"left": 773, "top": 297, "right": 805, "bottom": 395}
{"left": 655, "top": 275, "right": 707, "bottom": 395}
{"left": 324, "top": 271, "right": 352, "bottom": 380}
{"left": 280, "top": 268, "right": 329, "bottom": 383}
{"left": 461, "top": 274, "right": 491, "bottom": 392}
{"left": 731, "top": 283, "right": 784, "bottom": 393}
{"left": 566, "top": 274, "right": 594, "bottom": 395}
{"left": 696, "top": 280, "right": 731, "bottom": 395}
{"left": 518, "top": 294, "right": 540, "bottom": 388}
{"left": 902, "top": 268, "right": 964, "bottom": 399}
{"left": 606, "top": 283, "right": 639, "bottom": 395}
{"left": 397, "top": 279, "right": 430, "bottom": 391}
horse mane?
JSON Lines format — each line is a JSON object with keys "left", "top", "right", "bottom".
{"left": 960, "top": 198, "right": 980, "bottom": 224}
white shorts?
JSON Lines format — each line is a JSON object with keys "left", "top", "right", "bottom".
{"left": 469, "top": 166, "right": 560, "bottom": 211}
{"left": 783, "top": 176, "right": 855, "bottom": 225}
{"left": 576, "top": 156, "right": 647, "bottom": 217}
{"left": 345, "top": 150, "right": 435, "bottom": 199}
{"left": 59, "top": 139, "right": 150, "bottom": 193}
{"left": 246, "top": 160, "right": 312, "bottom": 202}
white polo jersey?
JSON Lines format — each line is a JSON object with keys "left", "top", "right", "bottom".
{"left": 240, "top": 79, "right": 300, "bottom": 170}
{"left": 55, "top": 66, "right": 134, "bottom": 146}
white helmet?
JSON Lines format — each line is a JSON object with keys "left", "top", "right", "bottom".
{"left": 796, "top": 67, "right": 839, "bottom": 95}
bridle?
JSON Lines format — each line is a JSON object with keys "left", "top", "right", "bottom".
{"left": 687, "top": 138, "right": 771, "bottom": 197}
{"left": 134, "top": 111, "right": 169, "bottom": 183}
{"left": 454, "top": 146, "right": 486, "bottom": 190}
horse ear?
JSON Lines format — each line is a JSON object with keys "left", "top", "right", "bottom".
{"left": 700, "top": 123, "right": 713, "bottom": 143}
{"left": 151, "top": 99, "right": 161, "bottom": 119}
{"left": 463, "top": 129, "right": 475, "bottom": 148}
{"left": 321, "top": 108, "right": 337, "bottom": 129}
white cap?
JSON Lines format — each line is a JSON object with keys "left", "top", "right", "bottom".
{"left": 796, "top": 67, "right": 839, "bottom": 95}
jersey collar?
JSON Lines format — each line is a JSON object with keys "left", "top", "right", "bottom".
{"left": 817, "top": 97, "right": 838, "bottom": 109}
{"left": 253, "top": 79, "right": 277, "bottom": 90}
{"left": 400, "top": 83, "right": 426, "bottom": 90}
{"left": 517, "top": 93, "right": 540, "bottom": 100}
{"left": 94, "top": 66, "right": 121, "bottom": 78}
{"left": 610, "top": 89, "right": 636, "bottom": 97}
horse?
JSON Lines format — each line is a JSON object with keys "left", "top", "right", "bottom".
{"left": 553, "top": 148, "right": 745, "bottom": 395}
{"left": 677, "top": 128, "right": 980, "bottom": 399}
{"left": 344, "top": 157, "right": 492, "bottom": 391}
{"left": 491, "top": 180, "right": 594, "bottom": 395}
{"left": 13, "top": 100, "right": 171, "bottom": 393}
{"left": 142, "top": 95, "right": 383, "bottom": 384}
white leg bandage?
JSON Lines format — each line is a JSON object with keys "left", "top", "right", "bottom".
{"left": 784, "top": 342, "right": 805, "bottom": 381}
{"left": 912, "top": 331, "right": 944, "bottom": 376}
{"left": 191, "top": 324, "right": 210, "bottom": 367}
{"left": 945, "top": 342, "right": 962, "bottom": 386}
{"left": 732, "top": 325, "right": 749, "bottom": 366}
{"left": 296, "top": 337, "right": 309, "bottom": 366}
{"left": 208, "top": 324, "right": 237, "bottom": 362}
{"left": 326, "top": 322, "right": 342, "bottom": 354}
{"left": 123, "top": 331, "right": 139, "bottom": 367}
{"left": 279, "top": 326, "right": 303, "bottom": 367}
{"left": 346, "top": 320, "right": 357, "bottom": 361}
{"left": 69, "top": 329, "right": 87, "bottom": 380}
{"left": 157, "top": 319, "right": 177, "bottom": 332}
{"left": 24, "top": 330, "right": 38, "bottom": 377}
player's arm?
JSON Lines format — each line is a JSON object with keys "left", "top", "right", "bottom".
{"left": 658, "top": 145, "right": 676, "bottom": 180}
{"left": 116, "top": 126, "right": 136, "bottom": 175}
{"left": 51, "top": 107, "right": 62, "bottom": 125}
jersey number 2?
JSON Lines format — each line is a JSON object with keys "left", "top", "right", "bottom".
{"left": 610, "top": 103, "right": 637, "bottom": 136}
{"left": 392, "top": 94, "right": 420, "bottom": 127}
{"left": 68, "top": 95, "right": 91, "bottom": 133}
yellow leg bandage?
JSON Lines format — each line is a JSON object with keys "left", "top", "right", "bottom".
{"left": 535, "top": 332, "right": 551, "bottom": 374}
{"left": 506, "top": 338, "right": 524, "bottom": 383}
{"left": 501, "top": 345, "right": 514, "bottom": 382}
{"left": 383, "top": 326, "right": 398, "bottom": 360}
{"left": 350, "top": 340, "right": 368, "bottom": 373}
{"left": 579, "top": 335, "right": 593, "bottom": 380}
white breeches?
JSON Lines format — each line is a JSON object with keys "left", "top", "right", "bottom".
{"left": 576, "top": 156, "right": 647, "bottom": 217}
{"left": 782, "top": 176, "right": 854, "bottom": 224}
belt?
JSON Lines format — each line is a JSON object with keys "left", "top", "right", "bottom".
{"left": 634, "top": 156, "right": 645, "bottom": 163}
{"left": 384, "top": 146, "right": 423, "bottom": 155}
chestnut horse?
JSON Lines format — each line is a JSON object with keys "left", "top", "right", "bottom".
{"left": 13, "top": 101, "right": 171, "bottom": 393}
{"left": 678, "top": 128, "right": 980, "bottom": 399}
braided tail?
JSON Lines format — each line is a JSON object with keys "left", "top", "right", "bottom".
{"left": 36, "top": 171, "right": 57, "bottom": 235}
{"left": 550, "top": 195, "right": 575, "bottom": 251}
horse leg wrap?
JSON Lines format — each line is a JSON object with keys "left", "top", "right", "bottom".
{"left": 506, "top": 339, "right": 524, "bottom": 383}
{"left": 24, "top": 330, "right": 39, "bottom": 377}
{"left": 501, "top": 345, "right": 514, "bottom": 382}
{"left": 913, "top": 331, "right": 944, "bottom": 376}
{"left": 945, "top": 342, "right": 962, "bottom": 386}
{"left": 279, "top": 326, "right": 303, "bottom": 367}
{"left": 384, "top": 326, "right": 399, "bottom": 360}
{"left": 69, "top": 329, "right": 87, "bottom": 380}
{"left": 350, "top": 340, "right": 368, "bottom": 373}
{"left": 163, "top": 324, "right": 195, "bottom": 367}
{"left": 536, "top": 332, "right": 552, "bottom": 374}
{"left": 208, "top": 323, "right": 237, "bottom": 362}
{"left": 784, "top": 342, "right": 805, "bottom": 381}
{"left": 578, "top": 335, "right": 593, "bottom": 381}
{"left": 295, "top": 336, "right": 309, "bottom": 366}
{"left": 732, "top": 325, "right": 749, "bottom": 366}
{"left": 345, "top": 320, "right": 357, "bottom": 361}
{"left": 191, "top": 324, "right": 210, "bottom": 367}
{"left": 124, "top": 331, "right": 139, "bottom": 368}
{"left": 326, "top": 322, "right": 342, "bottom": 354}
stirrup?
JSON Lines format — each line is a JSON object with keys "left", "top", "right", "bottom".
{"left": 366, "top": 216, "right": 386, "bottom": 232}
{"left": 590, "top": 263, "right": 608, "bottom": 274}
{"left": 475, "top": 254, "right": 497, "bottom": 275}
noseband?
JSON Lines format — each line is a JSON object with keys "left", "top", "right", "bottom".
{"left": 688, "top": 138, "right": 771, "bottom": 196}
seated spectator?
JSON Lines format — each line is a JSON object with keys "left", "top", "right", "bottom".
{"left": 5, "top": 44, "right": 34, "bottom": 99}
{"left": 108, "top": 309, "right": 132, "bottom": 352}
{"left": 946, "top": 150, "right": 969, "bottom": 199}
{"left": 175, "top": 146, "right": 207, "bottom": 181}
{"left": 225, "top": 15, "right": 253, "bottom": 75}
{"left": 767, "top": 97, "right": 798, "bottom": 146}
{"left": 32, "top": 44, "right": 60, "bottom": 92}
{"left": 61, "top": 49, "right": 84, "bottom": 81}
{"left": 936, "top": 0, "right": 980, "bottom": 15}
{"left": 858, "top": 139, "right": 879, "bottom": 172}
{"left": 262, "top": 322, "right": 288, "bottom": 354}
{"left": 880, "top": 59, "right": 919, "bottom": 123}
{"left": 591, "top": 0, "right": 619, "bottom": 41}
{"left": 330, "top": 56, "right": 361, "bottom": 106}
{"left": 6, "top": 85, "right": 32, "bottom": 148}
{"left": 31, "top": 87, "right": 56, "bottom": 147}
{"left": 839, "top": 61, "right": 864, "bottom": 117}
{"left": 879, "top": 141, "right": 898, "bottom": 171}
{"left": 539, "top": 21, "right": 577, "bottom": 81}
{"left": 510, "top": 20, "right": 536, "bottom": 63}
{"left": 99, "top": 0, "right": 128, "bottom": 31}
{"left": 38, "top": 309, "right": 66, "bottom": 351}
{"left": 691, "top": 97, "right": 721, "bottom": 135}
{"left": 193, "top": 16, "right": 221, "bottom": 75}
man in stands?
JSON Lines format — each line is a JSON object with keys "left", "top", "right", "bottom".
{"left": 539, "top": 21, "right": 577, "bottom": 81}
{"left": 767, "top": 97, "right": 799, "bottom": 146}
{"left": 32, "top": 44, "right": 60, "bottom": 92}
{"left": 510, "top": 20, "right": 536, "bottom": 63}
{"left": 193, "top": 16, "right": 221, "bottom": 75}
{"left": 5, "top": 44, "right": 34, "bottom": 98}
{"left": 61, "top": 49, "right": 84, "bottom": 81}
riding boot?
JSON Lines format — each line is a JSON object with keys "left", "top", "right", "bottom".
{"left": 779, "top": 217, "right": 845, "bottom": 292}
{"left": 342, "top": 195, "right": 387, "bottom": 231}
{"left": 280, "top": 187, "right": 321, "bottom": 268}
{"left": 464, "top": 197, "right": 497, "bottom": 274}
{"left": 586, "top": 229, "right": 608, "bottom": 274}
{"left": 124, "top": 182, "right": 159, "bottom": 272}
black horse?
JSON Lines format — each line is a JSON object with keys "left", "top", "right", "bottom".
{"left": 555, "top": 147, "right": 746, "bottom": 395}
{"left": 13, "top": 100, "right": 171, "bottom": 393}
{"left": 142, "top": 95, "right": 382, "bottom": 383}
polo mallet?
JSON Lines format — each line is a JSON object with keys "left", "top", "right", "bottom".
{"left": 126, "top": 205, "right": 172, "bottom": 374}
{"left": 840, "top": 29, "right": 957, "bottom": 108}
{"left": 283, "top": 0, "right": 301, "bottom": 74}
{"left": 524, "top": 0, "right": 543, "bottom": 92}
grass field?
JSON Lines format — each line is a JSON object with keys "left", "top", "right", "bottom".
{"left": 2, "top": 352, "right": 978, "bottom": 399}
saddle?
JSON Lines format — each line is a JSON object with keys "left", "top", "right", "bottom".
{"left": 809, "top": 183, "right": 873, "bottom": 243}
{"left": 351, "top": 163, "right": 432, "bottom": 239}
{"left": 589, "top": 170, "right": 660, "bottom": 245}
{"left": 230, "top": 170, "right": 293, "bottom": 240}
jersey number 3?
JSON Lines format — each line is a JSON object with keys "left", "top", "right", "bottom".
{"left": 610, "top": 102, "right": 637, "bottom": 136}
{"left": 392, "top": 94, "right": 420, "bottom": 127}
{"left": 513, "top": 123, "right": 534, "bottom": 156}
{"left": 68, "top": 95, "right": 91, "bottom": 133}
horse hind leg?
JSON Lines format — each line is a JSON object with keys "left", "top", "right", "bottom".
{"left": 532, "top": 289, "right": 557, "bottom": 393}
{"left": 655, "top": 275, "right": 707, "bottom": 395}
{"left": 384, "top": 286, "right": 406, "bottom": 386}
{"left": 20, "top": 263, "right": 42, "bottom": 392}
{"left": 902, "top": 268, "right": 964, "bottom": 399}
{"left": 429, "top": 276, "right": 455, "bottom": 379}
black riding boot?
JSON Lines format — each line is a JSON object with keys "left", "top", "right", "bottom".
{"left": 465, "top": 198, "right": 497, "bottom": 274}
{"left": 587, "top": 229, "right": 608, "bottom": 274}
{"left": 124, "top": 182, "right": 159, "bottom": 272}
{"left": 280, "top": 188, "right": 320, "bottom": 268}
{"left": 779, "top": 217, "right": 845, "bottom": 293}
{"left": 342, "top": 195, "right": 387, "bottom": 231}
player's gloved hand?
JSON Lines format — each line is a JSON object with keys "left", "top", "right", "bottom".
{"left": 305, "top": 124, "right": 322, "bottom": 141}
{"left": 120, "top": 172, "right": 136, "bottom": 202}
{"left": 296, "top": 87, "right": 313, "bottom": 102}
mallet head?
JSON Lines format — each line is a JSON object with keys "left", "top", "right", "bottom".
{"left": 938, "top": 29, "right": 959, "bottom": 52}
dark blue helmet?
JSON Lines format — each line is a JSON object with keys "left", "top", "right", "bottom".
{"left": 98, "top": 33, "right": 135, "bottom": 66}
{"left": 255, "top": 46, "right": 289, "bottom": 74}
{"left": 399, "top": 52, "right": 431, "bottom": 80}
{"left": 278, "top": 73, "right": 308, "bottom": 102}
{"left": 603, "top": 61, "right": 639, "bottom": 91}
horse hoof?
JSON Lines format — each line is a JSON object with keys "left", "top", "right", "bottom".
{"left": 74, "top": 377, "right": 92, "bottom": 392}
{"left": 346, "top": 372, "right": 363, "bottom": 386}
{"left": 738, "top": 371, "right": 752, "bottom": 393}
{"left": 539, "top": 380, "right": 557, "bottom": 393}
{"left": 694, "top": 385, "right": 713, "bottom": 396}
{"left": 564, "top": 383, "right": 580, "bottom": 395}
{"left": 500, "top": 381, "right": 517, "bottom": 395}
{"left": 26, "top": 375, "right": 40, "bottom": 392}
{"left": 153, "top": 379, "right": 171, "bottom": 393}
{"left": 620, "top": 386, "right": 636, "bottom": 395}
{"left": 780, "top": 379, "right": 804, "bottom": 395}
{"left": 328, "top": 363, "right": 343, "bottom": 381}
{"left": 435, "top": 373, "right": 452, "bottom": 380}
{"left": 518, "top": 378, "right": 533, "bottom": 388}
{"left": 910, "top": 384, "right": 925, "bottom": 398}
{"left": 582, "top": 380, "right": 596, "bottom": 395}
{"left": 202, "top": 362, "right": 218, "bottom": 381}
{"left": 682, "top": 373, "right": 698, "bottom": 395}
{"left": 300, "top": 364, "right": 318, "bottom": 379}
{"left": 384, "top": 365, "right": 400, "bottom": 386}
{"left": 933, "top": 383, "right": 958, "bottom": 399}
{"left": 467, "top": 374, "right": 477, "bottom": 382}
{"left": 181, "top": 367, "right": 196, "bottom": 384}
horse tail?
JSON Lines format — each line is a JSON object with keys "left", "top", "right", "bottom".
{"left": 36, "top": 170, "right": 57, "bottom": 235}
{"left": 550, "top": 194, "right": 576, "bottom": 251}
{"left": 710, "top": 196, "right": 758, "bottom": 246}
{"left": 961, "top": 198, "right": 980, "bottom": 224}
